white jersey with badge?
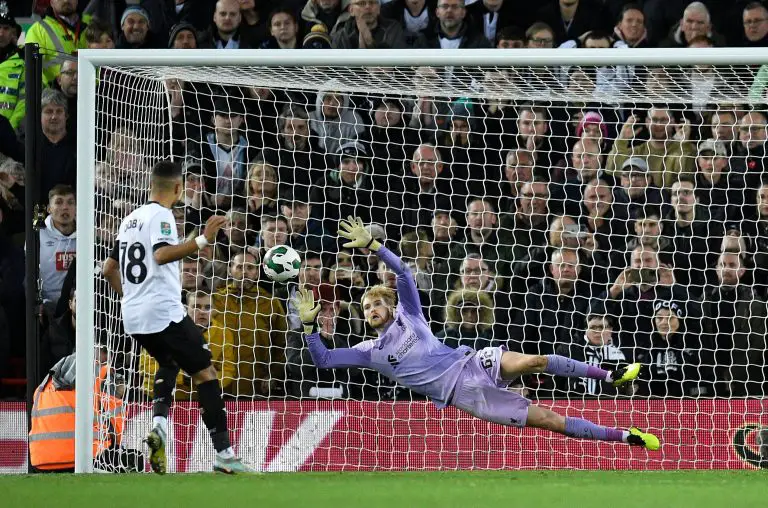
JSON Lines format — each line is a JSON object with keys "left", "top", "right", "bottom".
{"left": 116, "top": 202, "right": 185, "bottom": 334}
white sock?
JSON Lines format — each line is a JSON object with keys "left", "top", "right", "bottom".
{"left": 153, "top": 416, "right": 168, "bottom": 435}
{"left": 217, "top": 447, "right": 235, "bottom": 459}
{"left": 605, "top": 371, "right": 614, "bottom": 383}
{"left": 621, "top": 431, "right": 630, "bottom": 443}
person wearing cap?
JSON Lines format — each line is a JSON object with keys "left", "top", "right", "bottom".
{"left": 638, "top": 300, "right": 708, "bottom": 397}
{"left": 332, "top": 0, "right": 408, "bottom": 48}
{"left": 694, "top": 139, "right": 744, "bottom": 223}
{"left": 302, "top": 23, "right": 333, "bottom": 48}
{"left": 0, "top": 3, "right": 19, "bottom": 63}
{"left": 169, "top": 22, "right": 199, "bottom": 49}
{"left": 309, "top": 141, "right": 375, "bottom": 249}
{"left": 702, "top": 248, "right": 767, "bottom": 397}
{"left": 607, "top": 105, "right": 696, "bottom": 189}
{"left": 25, "top": 0, "right": 91, "bottom": 83}
{"left": 117, "top": 6, "right": 161, "bottom": 49}
{"left": 436, "top": 289, "right": 495, "bottom": 351}
{"left": 612, "top": 156, "right": 664, "bottom": 223}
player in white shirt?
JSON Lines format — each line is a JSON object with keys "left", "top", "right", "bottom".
{"left": 103, "top": 161, "right": 252, "bottom": 474}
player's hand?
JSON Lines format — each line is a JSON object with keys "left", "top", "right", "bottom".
{"left": 202, "top": 215, "right": 227, "bottom": 243}
{"left": 294, "top": 287, "right": 321, "bottom": 325}
{"left": 338, "top": 216, "right": 378, "bottom": 250}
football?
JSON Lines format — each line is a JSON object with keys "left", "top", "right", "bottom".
{"left": 263, "top": 245, "right": 301, "bottom": 283}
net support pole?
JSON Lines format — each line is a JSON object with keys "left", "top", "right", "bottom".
{"left": 74, "top": 55, "right": 97, "bottom": 474}
{"left": 24, "top": 43, "right": 42, "bottom": 473}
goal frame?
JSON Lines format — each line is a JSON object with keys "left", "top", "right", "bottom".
{"left": 74, "top": 47, "right": 768, "bottom": 473}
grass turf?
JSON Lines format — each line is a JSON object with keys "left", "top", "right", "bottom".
{"left": 1, "top": 471, "right": 765, "bottom": 508}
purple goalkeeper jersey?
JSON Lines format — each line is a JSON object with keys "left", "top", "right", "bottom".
{"left": 305, "top": 247, "right": 475, "bottom": 408}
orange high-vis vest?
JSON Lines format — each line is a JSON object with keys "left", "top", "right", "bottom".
{"left": 29, "top": 366, "right": 125, "bottom": 470}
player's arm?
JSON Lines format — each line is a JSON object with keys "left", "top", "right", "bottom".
{"left": 103, "top": 243, "right": 123, "bottom": 297}
{"left": 153, "top": 215, "right": 227, "bottom": 265}
{"left": 294, "top": 287, "right": 372, "bottom": 369}
{"left": 338, "top": 216, "right": 421, "bottom": 315}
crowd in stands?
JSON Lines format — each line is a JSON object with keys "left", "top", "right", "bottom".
{"left": 2, "top": 0, "right": 768, "bottom": 402}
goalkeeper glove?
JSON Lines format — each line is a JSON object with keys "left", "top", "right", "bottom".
{"left": 338, "top": 216, "right": 381, "bottom": 251}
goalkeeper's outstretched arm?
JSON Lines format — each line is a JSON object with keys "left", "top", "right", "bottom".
{"left": 294, "top": 287, "right": 372, "bottom": 370}
{"left": 338, "top": 216, "right": 421, "bottom": 316}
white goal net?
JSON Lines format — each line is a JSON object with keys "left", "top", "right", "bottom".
{"left": 79, "top": 49, "right": 768, "bottom": 472}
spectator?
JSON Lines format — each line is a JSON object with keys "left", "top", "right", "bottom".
{"left": 562, "top": 136, "right": 609, "bottom": 217}
{"left": 659, "top": 1, "right": 725, "bottom": 48}
{"left": 582, "top": 176, "right": 628, "bottom": 262}
{"left": 0, "top": 205, "right": 24, "bottom": 363}
{"left": 40, "top": 287, "right": 76, "bottom": 373}
{"left": 212, "top": 250, "right": 288, "bottom": 397}
{"left": 535, "top": 0, "right": 610, "bottom": 45}
{"left": 474, "top": 70, "right": 517, "bottom": 156}
{"left": 516, "top": 103, "right": 565, "bottom": 180}
{"left": 607, "top": 107, "right": 696, "bottom": 189}
{"left": 286, "top": 283, "right": 369, "bottom": 399}
{"left": 243, "top": 161, "right": 279, "bottom": 225}
{"left": 499, "top": 179, "right": 550, "bottom": 306}
{"left": 611, "top": 157, "right": 665, "bottom": 225}
{"left": 210, "top": 0, "right": 251, "bottom": 49}
{"left": 499, "top": 149, "right": 534, "bottom": 214}
{"left": 661, "top": 178, "right": 721, "bottom": 291}
{"left": 239, "top": 0, "right": 270, "bottom": 47}
{"left": 399, "top": 230, "right": 435, "bottom": 291}
{"left": 557, "top": 314, "right": 632, "bottom": 397}
{"left": 613, "top": 3, "right": 649, "bottom": 48}
{"left": 83, "top": 18, "right": 115, "bottom": 49}
{"left": 0, "top": 51, "right": 25, "bottom": 132}
{"left": 381, "top": 0, "right": 438, "bottom": 46}
{"left": 429, "top": 209, "right": 459, "bottom": 288}
{"left": 465, "top": 0, "right": 516, "bottom": 45}
{"left": 259, "top": 215, "right": 290, "bottom": 251}
{"left": 116, "top": 6, "right": 161, "bottom": 49}
{"left": 310, "top": 141, "right": 375, "bottom": 246}
{"left": 95, "top": 126, "right": 150, "bottom": 218}
{"left": 709, "top": 109, "right": 738, "bottom": 152}
{"left": 25, "top": 0, "right": 89, "bottom": 83}
{"left": 407, "top": 65, "right": 453, "bottom": 132}
{"left": 39, "top": 89, "right": 76, "bottom": 204}
{"left": 731, "top": 110, "right": 768, "bottom": 217}
{"left": 702, "top": 249, "right": 767, "bottom": 397}
{"left": 189, "top": 97, "right": 255, "bottom": 211}
{"left": 259, "top": 9, "right": 301, "bottom": 49}
{"left": 54, "top": 59, "right": 78, "bottom": 136}
{"left": 0, "top": 7, "right": 19, "bottom": 64}
{"left": 751, "top": 179, "right": 768, "bottom": 299}
{"left": 40, "top": 185, "right": 76, "bottom": 313}
{"left": 0, "top": 159, "right": 23, "bottom": 239}
{"left": 368, "top": 97, "right": 417, "bottom": 184}
{"left": 394, "top": 143, "right": 454, "bottom": 233}
{"left": 169, "top": 22, "right": 199, "bottom": 48}
{"left": 450, "top": 198, "right": 510, "bottom": 288}
{"left": 436, "top": 289, "right": 495, "bottom": 350}
{"left": 516, "top": 248, "right": 591, "bottom": 362}
{"left": 638, "top": 300, "right": 708, "bottom": 397}
{"left": 743, "top": 2, "right": 768, "bottom": 47}
{"left": 694, "top": 139, "right": 744, "bottom": 223}
{"left": 302, "top": 0, "right": 350, "bottom": 35}
{"left": 282, "top": 199, "right": 320, "bottom": 252}
{"left": 332, "top": 0, "right": 408, "bottom": 48}
{"left": 421, "top": 0, "right": 491, "bottom": 48}
{"left": 625, "top": 205, "right": 670, "bottom": 260}
{"left": 496, "top": 25, "right": 525, "bottom": 48}
{"left": 525, "top": 21, "right": 555, "bottom": 48}
{"left": 216, "top": 207, "right": 254, "bottom": 264}
{"left": 309, "top": 87, "right": 365, "bottom": 158}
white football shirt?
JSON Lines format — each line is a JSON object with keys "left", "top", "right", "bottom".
{"left": 114, "top": 202, "right": 185, "bottom": 334}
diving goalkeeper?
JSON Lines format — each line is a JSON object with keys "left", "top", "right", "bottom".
{"left": 294, "top": 217, "right": 660, "bottom": 450}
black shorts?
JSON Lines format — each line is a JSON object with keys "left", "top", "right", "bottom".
{"left": 131, "top": 316, "right": 212, "bottom": 375}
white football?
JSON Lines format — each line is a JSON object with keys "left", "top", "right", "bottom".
{"left": 263, "top": 245, "right": 301, "bottom": 283}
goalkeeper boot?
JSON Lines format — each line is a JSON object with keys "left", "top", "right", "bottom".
{"left": 214, "top": 455, "right": 256, "bottom": 475}
{"left": 145, "top": 424, "right": 167, "bottom": 474}
{"left": 627, "top": 427, "right": 661, "bottom": 451}
{"left": 612, "top": 363, "right": 641, "bottom": 387}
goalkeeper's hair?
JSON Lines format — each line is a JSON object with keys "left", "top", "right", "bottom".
{"left": 361, "top": 284, "right": 397, "bottom": 309}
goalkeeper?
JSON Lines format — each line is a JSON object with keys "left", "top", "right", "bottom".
{"left": 294, "top": 217, "right": 660, "bottom": 450}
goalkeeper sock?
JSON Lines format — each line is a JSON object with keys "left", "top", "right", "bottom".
{"left": 564, "top": 417, "right": 625, "bottom": 442}
{"left": 197, "top": 379, "right": 232, "bottom": 453}
{"left": 544, "top": 355, "right": 610, "bottom": 382}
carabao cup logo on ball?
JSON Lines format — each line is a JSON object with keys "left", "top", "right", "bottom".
{"left": 264, "top": 245, "right": 302, "bottom": 283}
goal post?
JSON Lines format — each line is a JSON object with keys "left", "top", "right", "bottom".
{"left": 75, "top": 47, "right": 768, "bottom": 474}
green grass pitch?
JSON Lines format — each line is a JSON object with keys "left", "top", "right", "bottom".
{"left": 1, "top": 471, "right": 765, "bottom": 508}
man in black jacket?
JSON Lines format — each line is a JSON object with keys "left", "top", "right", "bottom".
{"left": 420, "top": 0, "right": 491, "bottom": 48}
{"left": 332, "top": 0, "right": 408, "bottom": 48}
{"left": 41, "top": 288, "right": 76, "bottom": 377}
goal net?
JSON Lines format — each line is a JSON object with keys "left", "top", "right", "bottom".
{"left": 77, "top": 49, "right": 768, "bottom": 472}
